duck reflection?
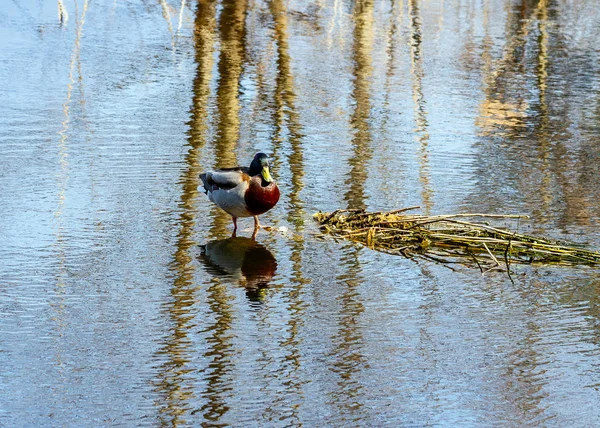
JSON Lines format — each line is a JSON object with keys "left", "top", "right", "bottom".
{"left": 200, "top": 237, "right": 277, "bottom": 302}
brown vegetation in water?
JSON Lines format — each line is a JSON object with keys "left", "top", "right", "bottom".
{"left": 314, "top": 208, "right": 600, "bottom": 277}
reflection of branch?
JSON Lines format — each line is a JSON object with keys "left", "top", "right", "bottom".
{"left": 177, "top": 0, "right": 186, "bottom": 34}
{"left": 536, "top": 0, "right": 552, "bottom": 219}
{"left": 52, "top": 0, "right": 88, "bottom": 403}
{"left": 328, "top": 249, "right": 367, "bottom": 417}
{"left": 159, "top": 0, "right": 174, "bottom": 42}
{"left": 57, "top": 0, "right": 89, "bottom": 219}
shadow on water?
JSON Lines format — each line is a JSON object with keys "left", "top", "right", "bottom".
{"left": 199, "top": 237, "right": 277, "bottom": 304}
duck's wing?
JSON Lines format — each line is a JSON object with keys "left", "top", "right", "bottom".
{"left": 201, "top": 167, "right": 249, "bottom": 192}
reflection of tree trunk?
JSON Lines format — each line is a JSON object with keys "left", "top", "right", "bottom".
{"left": 328, "top": 249, "right": 367, "bottom": 418}
{"left": 198, "top": 280, "right": 235, "bottom": 422}
{"left": 214, "top": 0, "right": 247, "bottom": 169}
{"left": 154, "top": 1, "right": 217, "bottom": 425}
{"left": 58, "top": 0, "right": 68, "bottom": 23}
{"left": 344, "top": 0, "right": 374, "bottom": 210}
{"left": 503, "top": 313, "right": 548, "bottom": 423}
{"left": 535, "top": 0, "right": 552, "bottom": 220}
{"left": 408, "top": 0, "right": 432, "bottom": 214}
{"left": 383, "top": 0, "right": 400, "bottom": 116}
{"left": 270, "top": 0, "right": 305, "bottom": 225}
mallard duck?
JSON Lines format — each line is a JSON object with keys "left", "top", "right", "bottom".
{"left": 200, "top": 153, "right": 280, "bottom": 236}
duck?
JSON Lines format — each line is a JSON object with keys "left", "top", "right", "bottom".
{"left": 200, "top": 153, "right": 280, "bottom": 237}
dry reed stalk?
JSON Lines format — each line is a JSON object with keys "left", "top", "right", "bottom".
{"left": 313, "top": 209, "right": 600, "bottom": 274}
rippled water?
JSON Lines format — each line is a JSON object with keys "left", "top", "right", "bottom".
{"left": 1, "top": 0, "right": 600, "bottom": 426}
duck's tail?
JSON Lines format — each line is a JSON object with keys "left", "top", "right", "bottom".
{"left": 199, "top": 172, "right": 211, "bottom": 194}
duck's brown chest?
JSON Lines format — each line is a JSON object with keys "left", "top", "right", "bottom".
{"left": 244, "top": 179, "right": 280, "bottom": 215}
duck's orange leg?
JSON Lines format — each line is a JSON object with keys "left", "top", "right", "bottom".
{"left": 250, "top": 216, "right": 261, "bottom": 240}
{"left": 232, "top": 216, "right": 238, "bottom": 237}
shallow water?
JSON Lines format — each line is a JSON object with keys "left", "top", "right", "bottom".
{"left": 1, "top": 0, "right": 600, "bottom": 426}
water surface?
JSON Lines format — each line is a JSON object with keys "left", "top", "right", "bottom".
{"left": 1, "top": 0, "right": 600, "bottom": 426}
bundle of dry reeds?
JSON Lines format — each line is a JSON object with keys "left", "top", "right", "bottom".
{"left": 314, "top": 208, "right": 600, "bottom": 275}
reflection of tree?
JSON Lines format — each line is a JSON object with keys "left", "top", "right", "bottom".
{"left": 344, "top": 0, "right": 374, "bottom": 210}
{"left": 473, "top": 0, "right": 597, "bottom": 229}
{"left": 154, "top": 1, "right": 216, "bottom": 425}
{"left": 408, "top": 0, "right": 433, "bottom": 214}
{"left": 456, "top": 3, "right": 600, "bottom": 425}
{"left": 270, "top": 0, "right": 305, "bottom": 226}
{"left": 470, "top": 3, "right": 600, "bottom": 418}
{"left": 214, "top": 0, "right": 247, "bottom": 169}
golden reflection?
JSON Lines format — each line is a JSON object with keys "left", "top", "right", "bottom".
{"left": 476, "top": 99, "right": 529, "bottom": 133}
{"left": 344, "top": 0, "right": 374, "bottom": 210}
{"left": 214, "top": 0, "right": 246, "bottom": 169}
{"left": 383, "top": 0, "right": 400, "bottom": 113}
{"left": 476, "top": 0, "right": 537, "bottom": 138}
{"left": 154, "top": 1, "right": 216, "bottom": 425}
{"left": 408, "top": 0, "right": 433, "bottom": 214}
{"left": 270, "top": 0, "right": 305, "bottom": 225}
{"left": 534, "top": 0, "right": 552, "bottom": 220}
{"left": 196, "top": 278, "right": 235, "bottom": 422}
{"left": 199, "top": 237, "right": 277, "bottom": 302}
{"left": 326, "top": 0, "right": 373, "bottom": 418}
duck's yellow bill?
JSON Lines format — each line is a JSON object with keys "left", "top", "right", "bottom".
{"left": 261, "top": 166, "right": 273, "bottom": 182}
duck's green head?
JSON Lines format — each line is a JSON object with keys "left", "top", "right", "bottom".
{"left": 250, "top": 153, "right": 273, "bottom": 183}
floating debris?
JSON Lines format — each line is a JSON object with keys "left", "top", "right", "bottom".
{"left": 314, "top": 208, "right": 600, "bottom": 276}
